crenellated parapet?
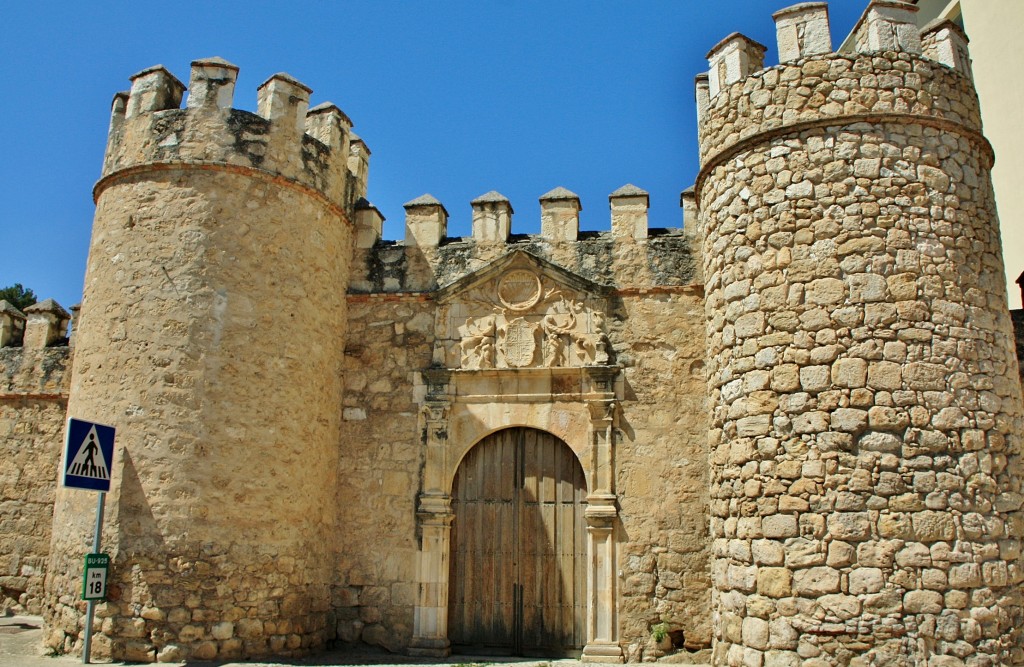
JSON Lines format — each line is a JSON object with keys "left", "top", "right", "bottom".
{"left": 350, "top": 185, "right": 702, "bottom": 295}
{"left": 0, "top": 298, "right": 73, "bottom": 617}
{"left": 98, "top": 58, "right": 364, "bottom": 216}
{"left": 696, "top": 0, "right": 986, "bottom": 179}
{"left": 397, "top": 185, "right": 679, "bottom": 250}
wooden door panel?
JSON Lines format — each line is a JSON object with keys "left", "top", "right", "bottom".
{"left": 449, "top": 428, "right": 586, "bottom": 656}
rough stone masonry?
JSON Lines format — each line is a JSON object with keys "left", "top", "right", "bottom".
{"left": 0, "top": 1, "right": 1021, "bottom": 665}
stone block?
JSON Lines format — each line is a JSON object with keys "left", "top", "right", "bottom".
{"left": 818, "top": 594, "right": 861, "bottom": 620}
{"left": 805, "top": 278, "right": 846, "bottom": 305}
{"left": 904, "top": 590, "right": 943, "bottom": 614}
{"left": 827, "top": 512, "right": 871, "bottom": 541}
{"left": 849, "top": 567, "right": 884, "bottom": 594}
{"left": 763, "top": 515, "right": 798, "bottom": 538}
{"left": 830, "top": 358, "right": 868, "bottom": 391}
{"left": 912, "top": 511, "right": 956, "bottom": 542}
{"left": 742, "top": 616, "right": 770, "bottom": 650}
{"left": 757, "top": 568, "right": 792, "bottom": 598}
{"left": 792, "top": 567, "right": 840, "bottom": 596}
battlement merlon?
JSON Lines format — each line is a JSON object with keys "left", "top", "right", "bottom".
{"left": 472, "top": 191, "right": 514, "bottom": 243}
{"left": 773, "top": 2, "right": 831, "bottom": 63}
{"left": 920, "top": 19, "right": 972, "bottom": 77}
{"left": 847, "top": 0, "right": 921, "bottom": 55}
{"left": 705, "top": 33, "right": 767, "bottom": 99}
{"left": 354, "top": 197, "right": 385, "bottom": 249}
{"left": 21, "top": 299, "right": 71, "bottom": 349}
{"left": 403, "top": 194, "right": 449, "bottom": 248}
{"left": 695, "top": 1, "right": 986, "bottom": 172}
{"left": 0, "top": 301, "right": 26, "bottom": 347}
{"left": 539, "top": 187, "right": 581, "bottom": 243}
{"left": 98, "top": 58, "right": 366, "bottom": 217}
{"left": 609, "top": 184, "right": 649, "bottom": 241}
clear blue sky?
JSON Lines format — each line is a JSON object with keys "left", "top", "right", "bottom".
{"left": 0, "top": 1, "right": 866, "bottom": 309}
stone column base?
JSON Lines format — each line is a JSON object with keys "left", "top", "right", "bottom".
{"left": 582, "top": 641, "right": 624, "bottom": 663}
{"left": 408, "top": 637, "right": 451, "bottom": 658}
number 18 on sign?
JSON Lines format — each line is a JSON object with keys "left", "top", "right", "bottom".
{"left": 82, "top": 553, "right": 110, "bottom": 601}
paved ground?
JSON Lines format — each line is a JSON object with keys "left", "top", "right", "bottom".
{"left": 0, "top": 616, "right": 710, "bottom": 667}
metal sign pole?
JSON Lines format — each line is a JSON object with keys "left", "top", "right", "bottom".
{"left": 81, "top": 491, "right": 105, "bottom": 665}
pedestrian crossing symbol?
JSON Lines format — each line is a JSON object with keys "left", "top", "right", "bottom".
{"left": 62, "top": 418, "right": 116, "bottom": 492}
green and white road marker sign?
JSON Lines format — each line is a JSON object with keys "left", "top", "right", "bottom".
{"left": 82, "top": 553, "right": 110, "bottom": 601}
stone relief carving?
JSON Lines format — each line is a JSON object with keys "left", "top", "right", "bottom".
{"left": 497, "top": 270, "right": 542, "bottom": 311}
{"left": 450, "top": 269, "right": 611, "bottom": 370}
{"left": 458, "top": 315, "right": 496, "bottom": 369}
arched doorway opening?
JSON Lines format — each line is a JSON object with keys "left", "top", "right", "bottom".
{"left": 447, "top": 427, "right": 587, "bottom": 657}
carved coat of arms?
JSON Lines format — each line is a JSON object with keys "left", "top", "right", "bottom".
{"left": 502, "top": 318, "right": 537, "bottom": 367}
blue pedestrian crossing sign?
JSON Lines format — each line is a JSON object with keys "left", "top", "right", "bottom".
{"left": 62, "top": 418, "right": 116, "bottom": 492}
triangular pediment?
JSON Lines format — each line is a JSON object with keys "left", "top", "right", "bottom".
{"left": 436, "top": 250, "right": 611, "bottom": 305}
{"left": 433, "top": 250, "right": 613, "bottom": 371}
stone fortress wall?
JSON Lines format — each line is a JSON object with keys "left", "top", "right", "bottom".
{"left": 697, "top": 1, "right": 1024, "bottom": 665}
{"left": 0, "top": 301, "right": 72, "bottom": 615}
{"left": 1, "top": 0, "right": 1023, "bottom": 665}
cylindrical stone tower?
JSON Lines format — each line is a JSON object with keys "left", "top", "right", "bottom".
{"left": 698, "top": 2, "right": 1024, "bottom": 665}
{"left": 44, "top": 58, "right": 362, "bottom": 662}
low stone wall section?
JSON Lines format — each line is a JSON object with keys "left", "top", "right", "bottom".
{"left": 0, "top": 347, "right": 71, "bottom": 614}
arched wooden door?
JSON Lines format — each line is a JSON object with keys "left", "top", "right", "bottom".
{"left": 448, "top": 428, "right": 588, "bottom": 657}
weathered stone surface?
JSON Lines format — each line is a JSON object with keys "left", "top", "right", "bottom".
{"left": 0, "top": 8, "right": 1020, "bottom": 667}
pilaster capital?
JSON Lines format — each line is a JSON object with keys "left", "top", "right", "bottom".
{"left": 585, "top": 366, "right": 618, "bottom": 395}
{"left": 420, "top": 401, "right": 450, "bottom": 424}
{"left": 422, "top": 367, "right": 452, "bottom": 400}
{"left": 587, "top": 399, "right": 617, "bottom": 425}
{"left": 417, "top": 493, "right": 454, "bottom": 525}
{"left": 584, "top": 494, "right": 618, "bottom": 528}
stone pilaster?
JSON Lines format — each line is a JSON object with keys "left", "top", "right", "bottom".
{"left": 410, "top": 369, "right": 453, "bottom": 657}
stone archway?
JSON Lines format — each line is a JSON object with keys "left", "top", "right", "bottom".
{"left": 448, "top": 427, "right": 587, "bottom": 656}
{"left": 408, "top": 366, "right": 624, "bottom": 663}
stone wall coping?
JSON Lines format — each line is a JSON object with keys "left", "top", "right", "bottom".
{"left": 308, "top": 101, "right": 354, "bottom": 129}
{"left": 23, "top": 298, "right": 69, "bottom": 318}
{"left": 772, "top": 2, "right": 829, "bottom": 21}
{"left": 404, "top": 193, "right": 445, "bottom": 208}
{"left": 539, "top": 186, "right": 581, "bottom": 202}
{"left": 191, "top": 56, "right": 239, "bottom": 71}
{"left": 471, "top": 190, "right": 513, "bottom": 207}
{"left": 609, "top": 183, "right": 649, "bottom": 199}
{"left": 0, "top": 300, "right": 26, "bottom": 319}
{"left": 129, "top": 64, "right": 184, "bottom": 87}
{"left": 705, "top": 32, "right": 768, "bottom": 61}
{"left": 257, "top": 71, "right": 313, "bottom": 95}
{"left": 920, "top": 17, "right": 970, "bottom": 43}
{"left": 354, "top": 197, "right": 385, "bottom": 218}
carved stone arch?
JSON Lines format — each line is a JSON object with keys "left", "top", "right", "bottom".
{"left": 444, "top": 402, "right": 595, "bottom": 497}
